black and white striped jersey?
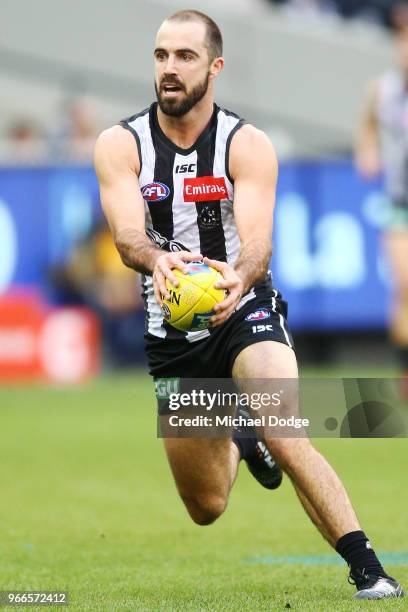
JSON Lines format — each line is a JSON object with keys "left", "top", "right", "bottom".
{"left": 120, "top": 102, "right": 261, "bottom": 342}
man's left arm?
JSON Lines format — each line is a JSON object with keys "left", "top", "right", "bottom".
{"left": 204, "top": 125, "right": 277, "bottom": 326}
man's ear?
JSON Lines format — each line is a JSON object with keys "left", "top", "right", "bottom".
{"left": 209, "top": 57, "right": 225, "bottom": 79}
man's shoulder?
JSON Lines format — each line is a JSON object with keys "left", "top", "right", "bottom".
{"left": 214, "top": 106, "right": 271, "bottom": 151}
{"left": 95, "top": 125, "right": 136, "bottom": 153}
{"left": 94, "top": 125, "right": 140, "bottom": 175}
{"left": 228, "top": 124, "right": 277, "bottom": 180}
{"left": 230, "top": 123, "right": 274, "bottom": 154}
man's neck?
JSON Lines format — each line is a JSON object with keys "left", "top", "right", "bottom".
{"left": 156, "top": 99, "right": 215, "bottom": 149}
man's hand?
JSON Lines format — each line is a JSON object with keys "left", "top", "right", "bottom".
{"left": 153, "top": 251, "right": 203, "bottom": 306}
{"left": 204, "top": 257, "right": 244, "bottom": 327}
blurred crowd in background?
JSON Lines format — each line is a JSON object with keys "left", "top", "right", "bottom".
{"left": 2, "top": 94, "right": 145, "bottom": 370}
{"left": 3, "top": 2, "right": 408, "bottom": 166}
{"left": 49, "top": 219, "right": 145, "bottom": 369}
{"left": 268, "top": 0, "right": 408, "bottom": 28}
{"left": 2, "top": 95, "right": 100, "bottom": 165}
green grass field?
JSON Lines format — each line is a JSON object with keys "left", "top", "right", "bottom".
{"left": 1, "top": 369, "right": 407, "bottom": 611}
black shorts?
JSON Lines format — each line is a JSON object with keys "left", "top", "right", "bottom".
{"left": 145, "top": 277, "right": 294, "bottom": 379}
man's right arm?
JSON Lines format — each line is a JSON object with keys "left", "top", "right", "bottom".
{"left": 354, "top": 80, "right": 381, "bottom": 178}
{"left": 94, "top": 126, "right": 161, "bottom": 275}
{"left": 94, "top": 126, "right": 201, "bottom": 304}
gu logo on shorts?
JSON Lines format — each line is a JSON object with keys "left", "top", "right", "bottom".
{"left": 184, "top": 176, "right": 228, "bottom": 202}
{"left": 245, "top": 309, "right": 271, "bottom": 322}
{"left": 155, "top": 377, "right": 180, "bottom": 399}
{"left": 142, "top": 182, "right": 170, "bottom": 202}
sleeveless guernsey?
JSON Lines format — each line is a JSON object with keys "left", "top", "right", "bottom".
{"left": 120, "top": 102, "right": 264, "bottom": 341}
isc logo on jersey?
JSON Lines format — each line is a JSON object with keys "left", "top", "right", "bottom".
{"left": 184, "top": 176, "right": 228, "bottom": 202}
{"left": 142, "top": 182, "right": 170, "bottom": 202}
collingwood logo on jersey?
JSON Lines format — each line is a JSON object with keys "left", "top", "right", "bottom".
{"left": 198, "top": 204, "right": 222, "bottom": 230}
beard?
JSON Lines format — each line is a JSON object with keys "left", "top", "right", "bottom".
{"left": 155, "top": 72, "right": 210, "bottom": 117}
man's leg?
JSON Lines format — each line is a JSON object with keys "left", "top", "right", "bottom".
{"left": 163, "top": 437, "right": 240, "bottom": 525}
{"left": 232, "top": 341, "right": 361, "bottom": 543}
{"left": 232, "top": 341, "right": 404, "bottom": 599}
{"left": 294, "top": 486, "right": 334, "bottom": 546}
{"left": 163, "top": 418, "right": 282, "bottom": 525}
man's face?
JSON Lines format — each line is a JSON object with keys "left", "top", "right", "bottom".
{"left": 154, "top": 20, "right": 212, "bottom": 117}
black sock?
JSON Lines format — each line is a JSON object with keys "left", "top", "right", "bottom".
{"left": 397, "top": 347, "right": 408, "bottom": 371}
{"left": 335, "top": 530, "right": 387, "bottom": 578}
{"left": 232, "top": 433, "right": 256, "bottom": 460}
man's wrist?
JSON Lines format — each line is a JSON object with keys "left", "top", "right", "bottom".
{"left": 234, "top": 267, "right": 252, "bottom": 296}
{"left": 149, "top": 248, "right": 163, "bottom": 273}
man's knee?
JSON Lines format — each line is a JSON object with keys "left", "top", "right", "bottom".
{"left": 181, "top": 492, "right": 228, "bottom": 526}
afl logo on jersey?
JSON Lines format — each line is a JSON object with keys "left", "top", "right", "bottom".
{"left": 142, "top": 182, "right": 170, "bottom": 202}
{"left": 245, "top": 309, "right": 271, "bottom": 322}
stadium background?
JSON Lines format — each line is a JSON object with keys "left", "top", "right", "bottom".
{"left": 1, "top": 1, "right": 407, "bottom": 610}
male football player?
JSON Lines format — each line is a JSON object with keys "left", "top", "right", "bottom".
{"left": 95, "top": 9, "right": 403, "bottom": 599}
